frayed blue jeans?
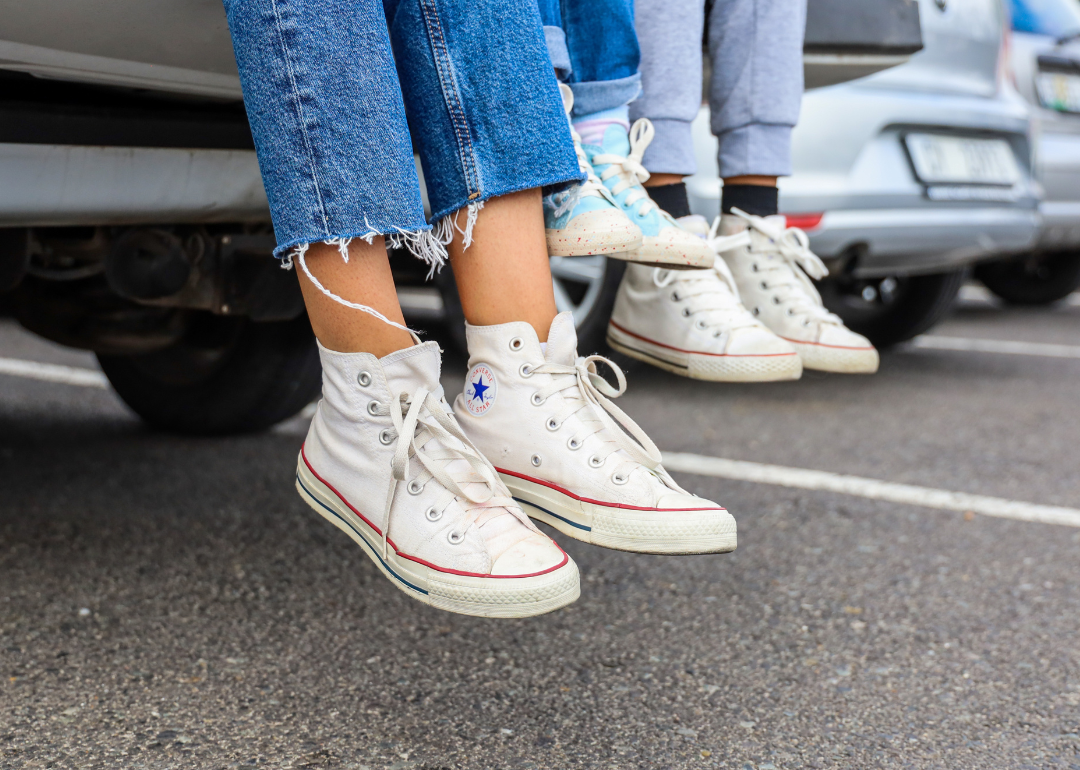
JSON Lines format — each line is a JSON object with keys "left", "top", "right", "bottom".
{"left": 223, "top": 0, "right": 583, "bottom": 263}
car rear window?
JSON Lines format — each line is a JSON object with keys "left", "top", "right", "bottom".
{"left": 1009, "top": 0, "right": 1080, "bottom": 37}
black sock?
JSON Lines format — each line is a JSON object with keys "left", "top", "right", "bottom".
{"left": 645, "top": 182, "right": 691, "bottom": 219}
{"left": 721, "top": 184, "right": 778, "bottom": 217}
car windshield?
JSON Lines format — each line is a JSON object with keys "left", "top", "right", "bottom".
{"left": 1009, "top": 0, "right": 1080, "bottom": 38}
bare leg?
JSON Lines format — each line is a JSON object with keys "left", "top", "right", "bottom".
{"left": 296, "top": 238, "right": 415, "bottom": 357}
{"left": 446, "top": 188, "right": 558, "bottom": 342}
{"left": 643, "top": 172, "right": 685, "bottom": 188}
{"left": 723, "top": 175, "right": 778, "bottom": 188}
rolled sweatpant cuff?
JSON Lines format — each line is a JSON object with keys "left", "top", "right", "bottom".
{"left": 544, "top": 26, "right": 572, "bottom": 80}
{"left": 570, "top": 73, "right": 642, "bottom": 118}
{"left": 639, "top": 118, "right": 697, "bottom": 176}
{"left": 716, "top": 124, "right": 794, "bottom": 179}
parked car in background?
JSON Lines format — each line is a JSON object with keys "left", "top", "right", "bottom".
{"left": 974, "top": 0, "right": 1080, "bottom": 305}
{"left": 687, "top": 0, "right": 1040, "bottom": 347}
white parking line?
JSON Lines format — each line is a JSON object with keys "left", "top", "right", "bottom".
{"left": 662, "top": 452, "right": 1080, "bottom": 528}
{"left": 0, "top": 356, "right": 109, "bottom": 388}
{"left": 910, "top": 335, "right": 1080, "bottom": 359}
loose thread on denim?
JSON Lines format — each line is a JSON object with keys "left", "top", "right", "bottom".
{"left": 432, "top": 199, "right": 485, "bottom": 253}
{"left": 293, "top": 246, "right": 415, "bottom": 334}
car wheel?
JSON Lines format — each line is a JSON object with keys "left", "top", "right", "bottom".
{"left": 818, "top": 269, "right": 964, "bottom": 348}
{"left": 436, "top": 255, "right": 625, "bottom": 355}
{"left": 974, "top": 252, "right": 1080, "bottom": 306}
{"left": 97, "top": 312, "right": 321, "bottom": 435}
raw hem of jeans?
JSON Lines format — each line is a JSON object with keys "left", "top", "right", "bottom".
{"left": 274, "top": 224, "right": 446, "bottom": 275}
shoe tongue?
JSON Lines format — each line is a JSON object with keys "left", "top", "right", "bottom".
{"left": 544, "top": 312, "right": 579, "bottom": 365}
{"left": 599, "top": 123, "right": 630, "bottom": 156}
{"left": 380, "top": 342, "right": 444, "bottom": 399}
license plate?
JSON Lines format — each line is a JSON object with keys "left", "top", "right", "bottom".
{"left": 1036, "top": 71, "right": 1080, "bottom": 113}
{"left": 904, "top": 133, "right": 1020, "bottom": 186}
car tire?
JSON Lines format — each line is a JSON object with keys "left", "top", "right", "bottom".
{"left": 974, "top": 252, "right": 1080, "bottom": 306}
{"left": 97, "top": 312, "right": 322, "bottom": 435}
{"left": 436, "top": 255, "right": 625, "bottom": 356}
{"left": 818, "top": 269, "right": 964, "bottom": 348}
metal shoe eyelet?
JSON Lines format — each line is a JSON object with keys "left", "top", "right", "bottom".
{"left": 760, "top": 281, "right": 768, "bottom": 289}
{"left": 788, "top": 308, "right": 795, "bottom": 316}
{"left": 682, "top": 307, "right": 692, "bottom": 317}
{"left": 546, "top": 417, "right": 560, "bottom": 431}
{"left": 367, "top": 400, "right": 381, "bottom": 416}
{"left": 753, "top": 307, "right": 761, "bottom": 316}
{"left": 612, "top": 472, "right": 629, "bottom": 485}
{"left": 408, "top": 480, "right": 424, "bottom": 495}
{"left": 695, "top": 320, "right": 708, "bottom": 330}
{"left": 357, "top": 371, "right": 372, "bottom": 387}
{"left": 531, "top": 454, "right": 543, "bottom": 467}
{"left": 751, "top": 263, "right": 759, "bottom": 272}
{"left": 447, "top": 530, "right": 465, "bottom": 545}
{"left": 379, "top": 429, "right": 394, "bottom": 445}
{"left": 567, "top": 436, "right": 582, "bottom": 450}
{"left": 588, "top": 455, "right": 605, "bottom": 468}
{"left": 803, "top": 319, "right": 811, "bottom": 326}
{"left": 425, "top": 507, "right": 442, "bottom": 522}
{"left": 773, "top": 296, "right": 781, "bottom": 305}
{"left": 670, "top": 291, "right": 680, "bottom": 301}
{"left": 509, "top": 337, "right": 524, "bottom": 352}
{"left": 713, "top": 331, "right": 722, "bottom": 338}
{"left": 530, "top": 392, "right": 546, "bottom": 406}
{"left": 519, "top": 363, "right": 534, "bottom": 378}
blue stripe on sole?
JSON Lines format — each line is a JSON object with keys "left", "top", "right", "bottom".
{"left": 513, "top": 496, "right": 591, "bottom": 532}
{"left": 296, "top": 473, "right": 428, "bottom": 596}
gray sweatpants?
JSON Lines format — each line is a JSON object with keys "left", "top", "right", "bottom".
{"left": 629, "top": 0, "right": 806, "bottom": 178}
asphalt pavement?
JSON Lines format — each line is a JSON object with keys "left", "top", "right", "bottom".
{"left": 2, "top": 289, "right": 1079, "bottom": 770}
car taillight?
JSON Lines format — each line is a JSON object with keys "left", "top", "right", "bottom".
{"left": 784, "top": 213, "right": 824, "bottom": 231}
{"left": 997, "top": 24, "right": 1015, "bottom": 91}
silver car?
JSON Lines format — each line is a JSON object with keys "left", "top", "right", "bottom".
{"left": 688, "top": 0, "right": 1040, "bottom": 346}
{"left": 974, "top": 0, "right": 1080, "bottom": 304}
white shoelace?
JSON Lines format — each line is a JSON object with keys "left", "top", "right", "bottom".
{"left": 650, "top": 222, "right": 756, "bottom": 336}
{"left": 590, "top": 119, "right": 665, "bottom": 219}
{"left": 727, "top": 208, "right": 842, "bottom": 326}
{"left": 525, "top": 354, "right": 671, "bottom": 487}
{"left": 375, "top": 387, "right": 532, "bottom": 558}
{"left": 550, "top": 122, "right": 619, "bottom": 218}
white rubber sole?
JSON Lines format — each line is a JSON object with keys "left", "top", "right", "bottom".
{"left": 789, "top": 340, "right": 880, "bottom": 374}
{"left": 296, "top": 456, "right": 580, "bottom": 618}
{"left": 499, "top": 470, "right": 737, "bottom": 555}
{"left": 610, "top": 233, "right": 715, "bottom": 270}
{"left": 607, "top": 322, "right": 803, "bottom": 383}
{"left": 546, "top": 210, "right": 643, "bottom": 256}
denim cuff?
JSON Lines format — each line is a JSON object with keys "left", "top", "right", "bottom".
{"left": 716, "top": 124, "right": 793, "bottom": 179}
{"left": 639, "top": 117, "right": 697, "bottom": 176}
{"left": 544, "top": 26, "right": 572, "bottom": 80}
{"left": 569, "top": 73, "right": 641, "bottom": 118}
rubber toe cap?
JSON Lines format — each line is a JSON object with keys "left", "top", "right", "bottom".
{"left": 490, "top": 532, "right": 568, "bottom": 576}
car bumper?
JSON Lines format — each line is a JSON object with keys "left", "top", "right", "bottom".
{"left": 797, "top": 206, "right": 1039, "bottom": 277}
{"left": 0, "top": 143, "right": 269, "bottom": 227}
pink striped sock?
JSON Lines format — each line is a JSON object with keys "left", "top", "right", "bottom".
{"left": 572, "top": 106, "right": 630, "bottom": 147}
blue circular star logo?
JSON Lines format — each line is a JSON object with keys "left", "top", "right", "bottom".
{"left": 463, "top": 363, "right": 497, "bottom": 416}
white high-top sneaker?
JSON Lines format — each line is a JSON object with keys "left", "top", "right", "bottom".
{"left": 454, "top": 313, "right": 736, "bottom": 554}
{"left": 606, "top": 215, "right": 802, "bottom": 382}
{"left": 717, "top": 210, "right": 880, "bottom": 374}
{"left": 296, "top": 341, "right": 580, "bottom": 618}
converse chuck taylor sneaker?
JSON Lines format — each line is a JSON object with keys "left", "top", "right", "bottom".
{"left": 607, "top": 249, "right": 803, "bottom": 382}
{"left": 454, "top": 313, "right": 736, "bottom": 554}
{"left": 545, "top": 85, "right": 643, "bottom": 257}
{"left": 716, "top": 210, "right": 879, "bottom": 374}
{"left": 584, "top": 120, "right": 714, "bottom": 269}
{"left": 296, "top": 341, "right": 580, "bottom": 618}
